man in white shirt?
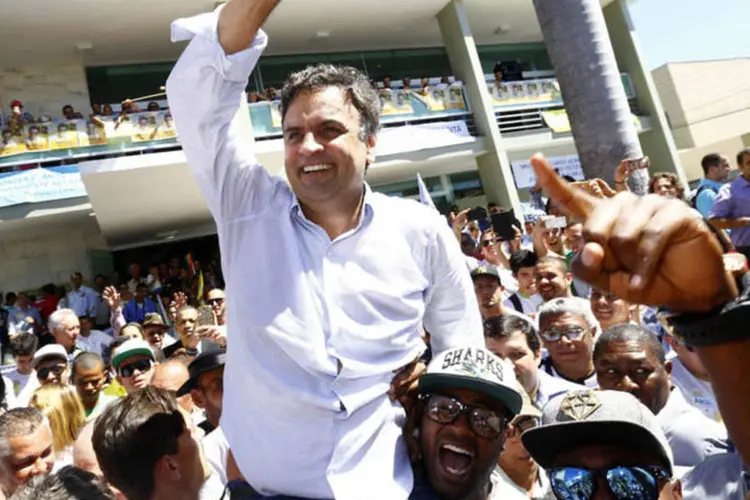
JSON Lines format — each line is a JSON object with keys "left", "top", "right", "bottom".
{"left": 76, "top": 316, "right": 112, "bottom": 357}
{"left": 65, "top": 273, "right": 98, "bottom": 320}
{"left": 8, "top": 292, "right": 42, "bottom": 336}
{"left": 4, "top": 333, "right": 40, "bottom": 407}
{"left": 166, "top": 0, "right": 481, "bottom": 497}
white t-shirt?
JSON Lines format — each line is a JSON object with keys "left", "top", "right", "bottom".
{"left": 2, "top": 375, "right": 16, "bottom": 410}
{"left": 202, "top": 426, "right": 229, "bottom": 485}
{"left": 490, "top": 465, "right": 552, "bottom": 499}
{"left": 5, "top": 368, "right": 39, "bottom": 407}
{"left": 503, "top": 292, "right": 543, "bottom": 316}
{"left": 77, "top": 330, "right": 113, "bottom": 357}
{"left": 668, "top": 354, "right": 721, "bottom": 422}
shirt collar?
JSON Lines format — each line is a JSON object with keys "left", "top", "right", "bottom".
{"left": 290, "top": 182, "right": 376, "bottom": 222}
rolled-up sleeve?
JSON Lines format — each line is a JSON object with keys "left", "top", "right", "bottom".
{"left": 167, "top": 9, "right": 282, "bottom": 223}
{"left": 708, "top": 184, "right": 732, "bottom": 219}
{"left": 423, "top": 212, "right": 484, "bottom": 354}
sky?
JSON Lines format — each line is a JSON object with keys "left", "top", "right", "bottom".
{"left": 628, "top": 0, "right": 750, "bottom": 70}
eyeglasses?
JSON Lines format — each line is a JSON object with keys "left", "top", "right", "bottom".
{"left": 37, "top": 364, "right": 66, "bottom": 380}
{"left": 207, "top": 297, "right": 224, "bottom": 306}
{"left": 540, "top": 326, "right": 592, "bottom": 342}
{"left": 421, "top": 394, "right": 508, "bottom": 439}
{"left": 118, "top": 358, "right": 153, "bottom": 378}
{"left": 511, "top": 416, "right": 539, "bottom": 435}
{"left": 481, "top": 240, "right": 494, "bottom": 247}
{"left": 549, "top": 465, "right": 670, "bottom": 500}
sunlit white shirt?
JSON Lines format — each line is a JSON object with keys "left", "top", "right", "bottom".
{"left": 167, "top": 10, "right": 483, "bottom": 500}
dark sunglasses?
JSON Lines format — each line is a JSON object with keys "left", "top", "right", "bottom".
{"left": 37, "top": 364, "right": 66, "bottom": 380}
{"left": 207, "top": 297, "right": 224, "bottom": 306}
{"left": 481, "top": 240, "right": 494, "bottom": 247}
{"left": 550, "top": 465, "right": 670, "bottom": 500}
{"left": 420, "top": 393, "right": 507, "bottom": 439}
{"left": 119, "top": 358, "right": 153, "bottom": 378}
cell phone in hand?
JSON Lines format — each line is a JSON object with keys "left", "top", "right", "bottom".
{"left": 197, "top": 305, "right": 216, "bottom": 327}
{"left": 491, "top": 210, "right": 517, "bottom": 241}
{"left": 628, "top": 157, "right": 650, "bottom": 172}
{"left": 544, "top": 216, "right": 567, "bottom": 229}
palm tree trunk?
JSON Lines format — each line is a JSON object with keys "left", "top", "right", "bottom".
{"left": 532, "top": 0, "right": 647, "bottom": 194}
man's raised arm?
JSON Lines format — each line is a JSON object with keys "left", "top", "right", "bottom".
{"left": 166, "top": 0, "right": 281, "bottom": 223}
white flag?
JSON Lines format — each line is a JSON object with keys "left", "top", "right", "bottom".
{"left": 417, "top": 173, "right": 437, "bottom": 211}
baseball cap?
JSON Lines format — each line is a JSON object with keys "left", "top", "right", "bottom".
{"left": 32, "top": 344, "right": 68, "bottom": 368}
{"left": 143, "top": 313, "right": 168, "bottom": 330}
{"left": 177, "top": 349, "right": 226, "bottom": 396}
{"left": 112, "top": 339, "right": 155, "bottom": 370}
{"left": 470, "top": 266, "right": 501, "bottom": 286}
{"left": 512, "top": 388, "right": 541, "bottom": 425}
{"left": 418, "top": 345, "right": 522, "bottom": 416}
{"left": 522, "top": 389, "right": 674, "bottom": 475}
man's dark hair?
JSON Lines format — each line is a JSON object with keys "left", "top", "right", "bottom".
{"left": 10, "top": 333, "right": 37, "bottom": 357}
{"left": 135, "top": 282, "right": 149, "bottom": 291}
{"left": 593, "top": 323, "right": 665, "bottom": 365}
{"left": 701, "top": 153, "right": 723, "bottom": 176}
{"left": 4, "top": 292, "right": 16, "bottom": 303}
{"left": 11, "top": 465, "right": 115, "bottom": 500}
{"left": 483, "top": 315, "right": 541, "bottom": 353}
{"left": 509, "top": 250, "right": 538, "bottom": 275}
{"left": 72, "top": 352, "right": 104, "bottom": 377}
{"left": 0, "top": 407, "right": 45, "bottom": 455}
{"left": 93, "top": 387, "right": 185, "bottom": 500}
{"left": 648, "top": 172, "right": 678, "bottom": 194}
{"left": 737, "top": 147, "right": 750, "bottom": 166}
{"left": 41, "top": 283, "right": 57, "bottom": 296}
{"left": 280, "top": 64, "right": 381, "bottom": 142}
{"left": 72, "top": 272, "right": 83, "bottom": 280}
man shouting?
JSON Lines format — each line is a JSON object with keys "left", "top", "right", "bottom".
{"left": 166, "top": 1, "right": 481, "bottom": 498}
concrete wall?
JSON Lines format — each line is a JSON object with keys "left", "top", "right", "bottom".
{"left": 0, "top": 63, "right": 91, "bottom": 120}
{"left": 678, "top": 133, "right": 750, "bottom": 183}
{"left": 0, "top": 217, "right": 106, "bottom": 294}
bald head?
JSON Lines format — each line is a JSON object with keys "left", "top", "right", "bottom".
{"left": 151, "top": 359, "right": 189, "bottom": 392}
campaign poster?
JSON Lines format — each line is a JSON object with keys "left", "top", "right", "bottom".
{"left": 131, "top": 113, "right": 159, "bottom": 142}
{"left": 24, "top": 123, "right": 50, "bottom": 151}
{"left": 269, "top": 102, "right": 282, "bottom": 129}
{"left": 391, "top": 90, "right": 414, "bottom": 115}
{"left": 445, "top": 85, "right": 466, "bottom": 110}
{"left": 379, "top": 89, "right": 396, "bottom": 115}
{"left": 49, "top": 121, "right": 79, "bottom": 150}
{"left": 158, "top": 112, "right": 177, "bottom": 139}
{"left": 80, "top": 120, "right": 107, "bottom": 146}
{"left": 0, "top": 129, "right": 26, "bottom": 156}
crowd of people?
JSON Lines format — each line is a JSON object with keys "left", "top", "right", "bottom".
{"left": 2, "top": 0, "right": 750, "bottom": 499}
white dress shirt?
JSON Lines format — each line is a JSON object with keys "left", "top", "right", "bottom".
{"left": 167, "top": 10, "right": 482, "bottom": 500}
{"left": 77, "top": 329, "right": 113, "bottom": 357}
{"left": 667, "top": 353, "right": 721, "bottom": 422}
{"left": 65, "top": 286, "right": 98, "bottom": 318}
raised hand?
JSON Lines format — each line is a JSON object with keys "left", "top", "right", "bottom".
{"left": 102, "top": 286, "right": 122, "bottom": 310}
{"left": 530, "top": 153, "right": 737, "bottom": 312}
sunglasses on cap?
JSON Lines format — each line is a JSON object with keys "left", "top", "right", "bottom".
{"left": 541, "top": 326, "right": 592, "bottom": 343}
{"left": 37, "top": 364, "right": 66, "bottom": 380}
{"left": 118, "top": 358, "right": 153, "bottom": 378}
{"left": 420, "top": 393, "right": 508, "bottom": 440}
{"left": 549, "top": 465, "right": 670, "bottom": 500}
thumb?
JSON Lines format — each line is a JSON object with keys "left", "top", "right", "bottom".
{"left": 571, "top": 243, "right": 637, "bottom": 299}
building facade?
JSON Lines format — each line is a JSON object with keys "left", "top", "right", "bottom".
{"left": 0, "top": 0, "right": 683, "bottom": 292}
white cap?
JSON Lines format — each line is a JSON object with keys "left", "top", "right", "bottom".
{"left": 32, "top": 344, "right": 68, "bottom": 368}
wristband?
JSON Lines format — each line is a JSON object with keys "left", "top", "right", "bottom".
{"left": 185, "top": 347, "right": 199, "bottom": 356}
{"left": 669, "top": 297, "right": 750, "bottom": 347}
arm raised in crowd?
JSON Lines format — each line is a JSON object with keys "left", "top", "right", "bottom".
{"left": 166, "top": 0, "right": 282, "bottom": 223}
{"left": 528, "top": 153, "right": 750, "bottom": 469}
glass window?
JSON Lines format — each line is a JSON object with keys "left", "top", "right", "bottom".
{"left": 477, "top": 43, "right": 552, "bottom": 74}
{"left": 449, "top": 171, "right": 484, "bottom": 199}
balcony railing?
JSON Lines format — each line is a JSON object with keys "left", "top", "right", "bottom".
{"left": 0, "top": 74, "right": 637, "bottom": 171}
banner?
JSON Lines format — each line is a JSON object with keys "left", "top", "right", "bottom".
{"left": 132, "top": 113, "right": 159, "bottom": 142}
{"left": 24, "top": 123, "right": 50, "bottom": 152}
{"left": 0, "top": 166, "right": 86, "bottom": 208}
{"left": 541, "top": 109, "right": 572, "bottom": 133}
{"left": 0, "top": 130, "right": 26, "bottom": 157}
{"left": 511, "top": 155, "right": 584, "bottom": 190}
{"left": 49, "top": 121, "right": 80, "bottom": 150}
{"left": 376, "top": 120, "right": 472, "bottom": 157}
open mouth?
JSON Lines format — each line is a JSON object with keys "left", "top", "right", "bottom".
{"left": 302, "top": 164, "right": 333, "bottom": 175}
{"left": 594, "top": 307, "right": 613, "bottom": 318}
{"left": 438, "top": 443, "right": 475, "bottom": 477}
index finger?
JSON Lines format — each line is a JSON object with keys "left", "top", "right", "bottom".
{"left": 530, "top": 153, "right": 597, "bottom": 219}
